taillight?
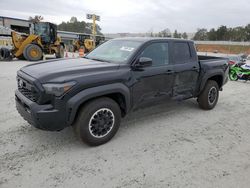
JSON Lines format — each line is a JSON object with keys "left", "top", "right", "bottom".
{"left": 228, "top": 61, "right": 235, "bottom": 65}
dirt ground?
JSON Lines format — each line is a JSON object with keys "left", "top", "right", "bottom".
{"left": 0, "top": 58, "right": 250, "bottom": 188}
{"left": 196, "top": 44, "right": 250, "bottom": 55}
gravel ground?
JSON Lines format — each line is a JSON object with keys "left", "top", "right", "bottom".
{"left": 0, "top": 59, "right": 250, "bottom": 188}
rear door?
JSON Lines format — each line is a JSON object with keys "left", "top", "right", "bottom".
{"left": 172, "top": 42, "right": 200, "bottom": 97}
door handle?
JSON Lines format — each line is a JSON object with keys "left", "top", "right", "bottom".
{"left": 166, "top": 70, "right": 174, "bottom": 74}
{"left": 192, "top": 66, "right": 199, "bottom": 70}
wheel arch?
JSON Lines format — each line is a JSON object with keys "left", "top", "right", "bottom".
{"left": 67, "top": 83, "right": 131, "bottom": 125}
{"left": 199, "top": 72, "right": 224, "bottom": 95}
{"left": 208, "top": 75, "right": 223, "bottom": 88}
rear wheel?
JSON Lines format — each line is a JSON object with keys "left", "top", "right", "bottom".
{"left": 24, "top": 44, "right": 43, "bottom": 61}
{"left": 229, "top": 71, "right": 238, "bottom": 81}
{"left": 56, "top": 45, "right": 64, "bottom": 58}
{"left": 68, "top": 45, "right": 74, "bottom": 52}
{"left": 198, "top": 80, "right": 219, "bottom": 110}
{"left": 73, "top": 97, "right": 121, "bottom": 146}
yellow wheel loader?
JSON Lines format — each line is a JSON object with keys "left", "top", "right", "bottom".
{"left": 1, "top": 22, "right": 64, "bottom": 61}
{"left": 69, "top": 34, "right": 95, "bottom": 53}
{"left": 68, "top": 34, "right": 105, "bottom": 53}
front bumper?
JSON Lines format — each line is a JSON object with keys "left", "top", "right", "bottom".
{"left": 15, "top": 89, "right": 67, "bottom": 131}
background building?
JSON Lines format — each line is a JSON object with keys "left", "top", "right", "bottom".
{"left": 0, "top": 16, "right": 32, "bottom": 34}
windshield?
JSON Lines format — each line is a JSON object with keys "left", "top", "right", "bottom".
{"left": 229, "top": 56, "right": 240, "bottom": 62}
{"left": 86, "top": 40, "right": 142, "bottom": 63}
{"left": 34, "top": 23, "right": 48, "bottom": 36}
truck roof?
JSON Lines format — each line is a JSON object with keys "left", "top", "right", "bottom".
{"left": 112, "top": 37, "right": 193, "bottom": 43}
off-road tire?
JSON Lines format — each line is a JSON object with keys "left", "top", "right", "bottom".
{"left": 22, "top": 45, "right": 30, "bottom": 60}
{"left": 198, "top": 80, "right": 219, "bottom": 110}
{"left": 0, "top": 48, "right": 11, "bottom": 60}
{"left": 68, "top": 45, "right": 74, "bottom": 52}
{"left": 73, "top": 97, "right": 121, "bottom": 146}
{"left": 56, "top": 45, "right": 64, "bottom": 58}
{"left": 24, "top": 44, "right": 43, "bottom": 61}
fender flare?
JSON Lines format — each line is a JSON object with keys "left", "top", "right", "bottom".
{"left": 66, "top": 83, "right": 131, "bottom": 125}
{"left": 199, "top": 70, "right": 224, "bottom": 94}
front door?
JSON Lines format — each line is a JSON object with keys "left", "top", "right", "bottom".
{"left": 131, "top": 42, "right": 175, "bottom": 109}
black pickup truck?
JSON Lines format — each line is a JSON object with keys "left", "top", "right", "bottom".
{"left": 15, "top": 38, "right": 229, "bottom": 146}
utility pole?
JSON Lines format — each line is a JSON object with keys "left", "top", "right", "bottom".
{"left": 87, "top": 14, "right": 100, "bottom": 48}
{"left": 92, "top": 15, "right": 96, "bottom": 44}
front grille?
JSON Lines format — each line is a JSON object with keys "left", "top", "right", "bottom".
{"left": 18, "top": 87, "right": 38, "bottom": 102}
{"left": 17, "top": 77, "right": 39, "bottom": 102}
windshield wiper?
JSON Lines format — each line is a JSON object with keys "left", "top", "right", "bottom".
{"left": 90, "top": 58, "right": 104, "bottom": 62}
{"left": 88, "top": 57, "right": 111, "bottom": 63}
{"left": 83, "top": 56, "right": 112, "bottom": 63}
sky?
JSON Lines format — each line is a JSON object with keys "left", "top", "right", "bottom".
{"left": 0, "top": 0, "right": 250, "bottom": 33}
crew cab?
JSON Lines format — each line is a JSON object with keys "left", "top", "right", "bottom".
{"left": 15, "top": 38, "right": 229, "bottom": 146}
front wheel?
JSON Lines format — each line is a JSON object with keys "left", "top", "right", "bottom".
{"left": 73, "top": 97, "right": 121, "bottom": 146}
{"left": 24, "top": 44, "right": 43, "bottom": 61}
{"left": 198, "top": 80, "right": 219, "bottom": 110}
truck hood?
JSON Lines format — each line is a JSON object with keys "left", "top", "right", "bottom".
{"left": 20, "top": 58, "right": 120, "bottom": 83}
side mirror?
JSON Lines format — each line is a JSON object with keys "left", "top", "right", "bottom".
{"left": 134, "top": 57, "right": 152, "bottom": 69}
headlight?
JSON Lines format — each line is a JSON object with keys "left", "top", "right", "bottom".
{"left": 43, "top": 81, "right": 76, "bottom": 97}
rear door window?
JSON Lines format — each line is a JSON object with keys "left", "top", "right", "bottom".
{"left": 174, "top": 42, "right": 191, "bottom": 64}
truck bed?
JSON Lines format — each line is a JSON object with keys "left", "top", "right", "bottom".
{"left": 198, "top": 55, "right": 228, "bottom": 70}
{"left": 197, "top": 55, "right": 229, "bottom": 91}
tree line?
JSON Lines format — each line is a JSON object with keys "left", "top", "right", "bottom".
{"left": 57, "top": 17, "right": 103, "bottom": 35}
{"left": 193, "top": 24, "right": 250, "bottom": 41}
{"left": 151, "top": 28, "right": 188, "bottom": 39}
